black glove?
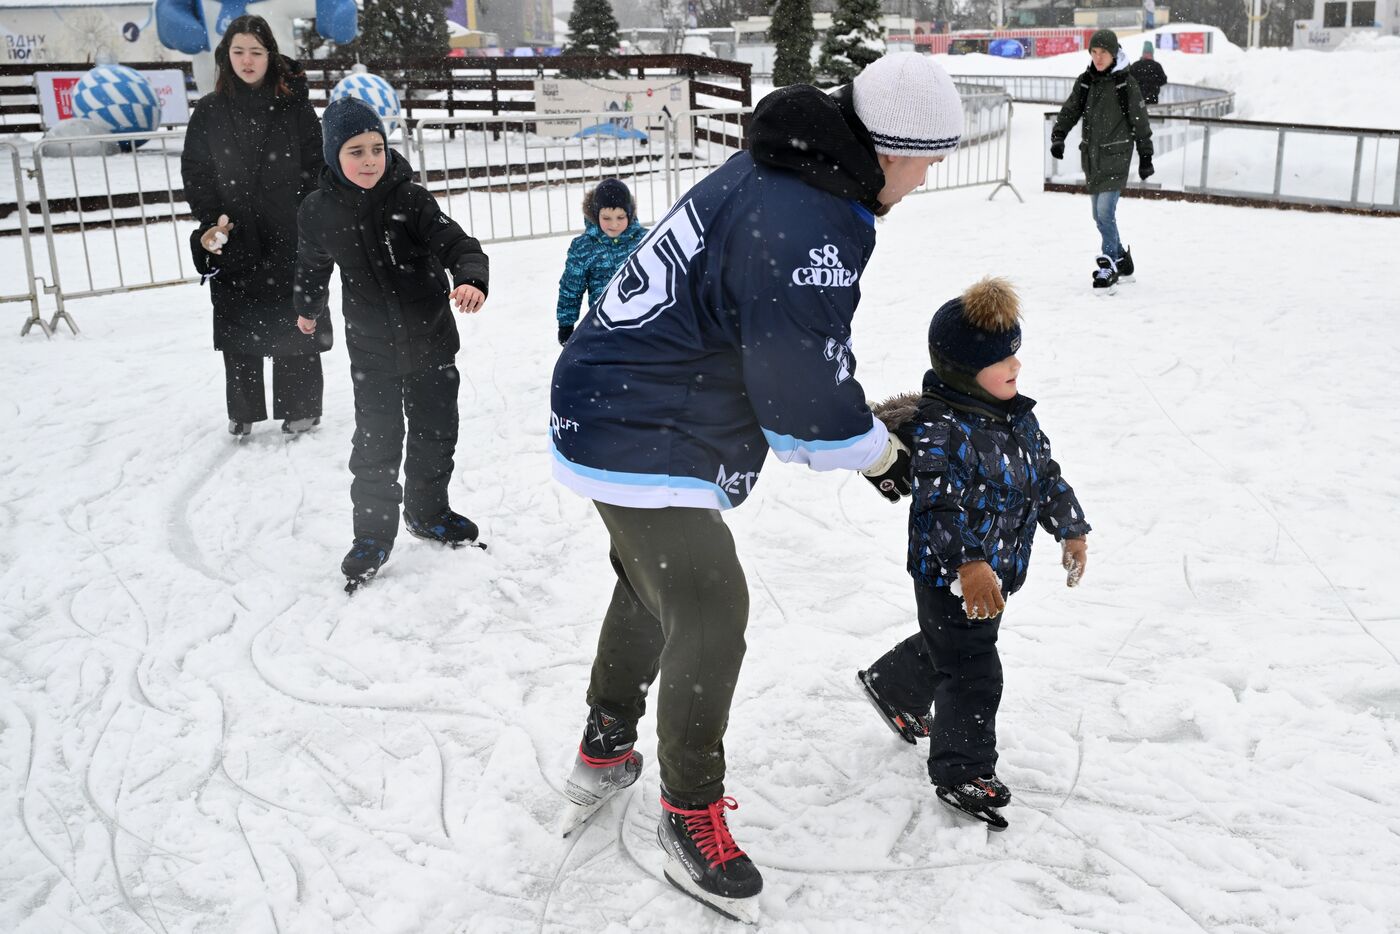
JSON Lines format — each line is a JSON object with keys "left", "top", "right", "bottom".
{"left": 861, "top": 437, "right": 912, "bottom": 503}
{"left": 1138, "top": 156, "right": 1155, "bottom": 181}
{"left": 1050, "top": 140, "right": 1065, "bottom": 161}
{"left": 557, "top": 324, "right": 574, "bottom": 346}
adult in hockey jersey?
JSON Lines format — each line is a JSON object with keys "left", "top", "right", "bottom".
{"left": 550, "top": 53, "right": 964, "bottom": 921}
{"left": 181, "top": 15, "right": 328, "bottom": 438}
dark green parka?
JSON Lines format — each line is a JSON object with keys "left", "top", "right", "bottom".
{"left": 1051, "top": 52, "right": 1154, "bottom": 194}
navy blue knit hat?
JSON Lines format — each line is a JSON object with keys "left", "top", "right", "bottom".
{"left": 591, "top": 178, "right": 634, "bottom": 219}
{"left": 322, "top": 97, "right": 386, "bottom": 184}
{"left": 928, "top": 277, "right": 1023, "bottom": 375}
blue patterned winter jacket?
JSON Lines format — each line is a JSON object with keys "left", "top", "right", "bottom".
{"left": 555, "top": 219, "right": 648, "bottom": 327}
{"left": 901, "top": 371, "right": 1091, "bottom": 595}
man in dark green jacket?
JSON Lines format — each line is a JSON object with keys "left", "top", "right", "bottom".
{"left": 1049, "top": 29, "right": 1155, "bottom": 289}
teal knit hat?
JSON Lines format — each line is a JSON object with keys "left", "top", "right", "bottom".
{"left": 1089, "top": 29, "right": 1120, "bottom": 55}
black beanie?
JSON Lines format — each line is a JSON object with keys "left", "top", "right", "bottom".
{"left": 591, "top": 178, "right": 634, "bottom": 219}
{"left": 1089, "top": 29, "right": 1120, "bottom": 57}
{"left": 322, "top": 97, "right": 386, "bottom": 184}
{"left": 927, "top": 277, "right": 1023, "bottom": 376}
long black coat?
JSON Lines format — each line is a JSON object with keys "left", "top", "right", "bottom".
{"left": 181, "top": 60, "right": 332, "bottom": 356}
{"left": 294, "top": 151, "right": 489, "bottom": 375}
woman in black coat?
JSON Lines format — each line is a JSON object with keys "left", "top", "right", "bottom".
{"left": 181, "top": 14, "right": 331, "bottom": 437}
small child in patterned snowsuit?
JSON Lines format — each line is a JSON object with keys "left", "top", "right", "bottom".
{"left": 857, "top": 276, "right": 1091, "bottom": 829}
{"left": 554, "top": 178, "right": 647, "bottom": 346}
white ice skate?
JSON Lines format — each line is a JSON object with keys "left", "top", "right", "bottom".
{"left": 560, "top": 747, "right": 643, "bottom": 837}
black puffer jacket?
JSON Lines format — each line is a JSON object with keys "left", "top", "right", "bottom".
{"left": 294, "top": 150, "right": 489, "bottom": 375}
{"left": 181, "top": 59, "right": 330, "bottom": 356}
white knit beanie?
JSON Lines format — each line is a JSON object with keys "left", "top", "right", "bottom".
{"left": 852, "top": 53, "right": 963, "bottom": 157}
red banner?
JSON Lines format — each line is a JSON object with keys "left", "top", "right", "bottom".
{"left": 1175, "top": 32, "right": 1207, "bottom": 53}
{"left": 1035, "top": 35, "right": 1082, "bottom": 56}
{"left": 51, "top": 76, "right": 81, "bottom": 121}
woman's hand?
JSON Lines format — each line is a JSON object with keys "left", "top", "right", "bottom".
{"left": 200, "top": 214, "right": 235, "bottom": 254}
{"left": 297, "top": 316, "right": 317, "bottom": 335}
{"left": 451, "top": 284, "right": 486, "bottom": 314}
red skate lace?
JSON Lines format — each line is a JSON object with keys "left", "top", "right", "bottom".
{"left": 578, "top": 743, "right": 636, "bottom": 768}
{"left": 660, "top": 795, "right": 745, "bottom": 868}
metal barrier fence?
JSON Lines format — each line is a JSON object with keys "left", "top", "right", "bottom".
{"left": 1042, "top": 113, "right": 1400, "bottom": 214}
{"left": 949, "top": 74, "right": 1235, "bottom": 118}
{"left": 0, "top": 141, "right": 43, "bottom": 335}
{"left": 6, "top": 90, "right": 1018, "bottom": 334}
{"left": 411, "top": 88, "right": 1020, "bottom": 243}
{"left": 30, "top": 129, "right": 202, "bottom": 334}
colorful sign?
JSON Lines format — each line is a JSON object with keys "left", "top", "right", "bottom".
{"left": 1035, "top": 34, "right": 1082, "bottom": 55}
{"left": 36, "top": 69, "right": 190, "bottom": 129}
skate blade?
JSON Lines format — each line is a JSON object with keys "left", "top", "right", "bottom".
{"left": 559, "top": 797, "right": 606, "bottom": 838}
{"left": 935, "top": 786, "right": 1009, "bottom": 831}
{"left": 344, "top": 569, "right": 378, "bottom": 595}
{"left": 855, "top": 672, "right": 918, "bottom": 745}
{"left": 661, "top": 865, "right": 760, "bottom": 925}
{"left": 408, "top": 530, "right": 488, "bottom": 551}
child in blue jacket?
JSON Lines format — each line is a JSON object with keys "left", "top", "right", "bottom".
{"left": 554, "top": 178, "right": 646, "bottom": 345}
{"left": 857, "top": 276, "right": 1091, "bottom": 831}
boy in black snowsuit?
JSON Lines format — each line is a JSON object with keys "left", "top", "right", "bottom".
{"left": 857, "top": 277, "right": 1090, "bottom": 830}
{"left": 294, "top": 97, "right": 490, "bottom": 586}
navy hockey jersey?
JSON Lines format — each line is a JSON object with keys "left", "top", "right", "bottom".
{"left": 549, "top": 151, "right": 889, "bottom": 510}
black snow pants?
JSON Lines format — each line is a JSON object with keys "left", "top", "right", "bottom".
{"left": 348, "top": 362, "right": 459, "bottom": 541}
{"left": 223, "top": 351, "right": 323, "bottom": 424}
{"left": 866, "top": 583, "right": 1004, "bottom": 786}
{"left": 585, "top": 502, "right": 750, "bottom": 805}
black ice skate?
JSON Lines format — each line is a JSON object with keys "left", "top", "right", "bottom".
{"left": 935, "top": 774, "right": 1011, "bottom": 831}
{"left": 342, "top": 537, "right": 391, "bottom": 594}
{"left": 281, "top": 416, "right": 320, "bottom": 435}
{"left": 404, "top": 508, "right": 486, "bottom": 550}
{"left": 856, "top": 669, "right": 931, "bottom": 744}
{"left": 1115, "top": 245, "right": 1135, "bottom": 280}
{"left": 560, "top": 706, "right": 644, "bottom": 837}
{"left": 1092, "top": 254, "right": 1119, "bottom": 293}
{"left": 228, "top": 420, "right": 252, "bottom": 438}
{"left": 657, "top": 792, "right": 763, "bottom": 924}
{"left": 1092, "top": 254, "right": 1119, "bottom": 292}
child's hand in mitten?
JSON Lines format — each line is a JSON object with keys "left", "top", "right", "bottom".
{"left": 1061, "top": 537, "right": 1088, "bottom": 587}
{"left": 451, "top": 284, "right": 486, "bottom": 313}
{"left": 957, "top": 561, "right": 1005, "bottom": 620}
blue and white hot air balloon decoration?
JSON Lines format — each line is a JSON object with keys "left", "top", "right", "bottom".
{"left": 330, "top": 70, "right": 402, "bottom": 136}
{"left": 70, "top": 64, "right": 162, "bottom": 149}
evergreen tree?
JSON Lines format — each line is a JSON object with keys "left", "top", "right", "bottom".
{"left": 353, "top": 0, "right": 450, "bottom": 63}
{"left": 771, "top": 0, "right": 815, "bottom": 87}
{"left": 564, "top": 0, "right": 622, "bottom": 55}
{"left": 818, "top": 0, "right": 885, "bottom": 85}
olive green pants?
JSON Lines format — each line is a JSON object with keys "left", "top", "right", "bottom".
{"left": 586, "top": 501, "right": 750, "bottom": 804}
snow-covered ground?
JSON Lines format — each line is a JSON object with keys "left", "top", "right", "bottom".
{"left": 3, "top": 49, "right": 1400, "bottom": 934}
